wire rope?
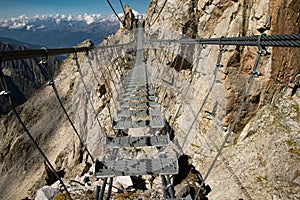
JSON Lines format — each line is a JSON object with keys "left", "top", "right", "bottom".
{"left": 148, "top": 0, "right": 168, "bottom": 28}
{"left": 195, "top": 35, "right": 268, "bottom": 199}
{"left": 119, "top": 0, "right": 125, "bottom": 14}
{"left": 179, "top": 43, "right": 226, "bottom": 155}
{"left": 0, "top": 68, "right": 72, "bottom": 200}
{"left": 106, "top": 0, "right": 123, "bottom": 23}
{"left": 39, "top": 50, "right": 95, "bottom": 164}
{"left": 73, "top": 50, "right": 107, "bottom": 137}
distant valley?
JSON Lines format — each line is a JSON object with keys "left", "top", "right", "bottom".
{"left": 0, "top": 14, "right": 120, "bottom": 48}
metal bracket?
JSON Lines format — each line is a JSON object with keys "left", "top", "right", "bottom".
{"left": 47, "top": 81, "right": 54, "bottom": 86}
{"left": 257, "top": 34, "right": 268, "bottom": 56}
{"left": 0, "top": 90, "right": 11, "bottom": 96}
{"left": 72, "top": 47, "right": 78, "bottom": 60}
{"left": 252, "top": 70, "right": 263, "bottom": 77}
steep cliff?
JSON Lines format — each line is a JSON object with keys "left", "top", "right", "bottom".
{"left": 0, "top": 41, "right": 59, "bottom": 114}
{"left": 0, "top": 0, "right": 299, "bottom": 199}
{"left": 145, "top": 0, "right": 299, "bottom": 199}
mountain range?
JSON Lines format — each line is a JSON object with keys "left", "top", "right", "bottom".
{"left": 0, "top": 14, "right": 120, "bottom": 48}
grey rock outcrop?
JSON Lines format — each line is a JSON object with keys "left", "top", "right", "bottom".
{"left": 120, "top": 4, "right": 137, "bottom": 30}
{"left": 144, "top": 0, "right": 299, "bottom": 199}
{"left": 0, "top": 0, "right": 299, "bottom": 199}
{"left": 35, "top": 186, "right": 59, "bottom": 200}
{"left": 0, "top": 42, "right": 59, "bottom": 115}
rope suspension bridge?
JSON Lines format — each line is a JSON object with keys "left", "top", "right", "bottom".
{"left": 0, "top": 18, "right": 299, "bottom": 199}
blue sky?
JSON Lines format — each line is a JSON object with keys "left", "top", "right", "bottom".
{"left": 0, "top": 0, "right": 150, "bottom": 18}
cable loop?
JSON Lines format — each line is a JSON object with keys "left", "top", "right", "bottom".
{"left": 216, "top": 38, "right": 226, "bottom": 68}
{"left": 72, "top": 47, "right": 78, "bottom": 60}
{"left": 257, "top": 34, "right": 267, "bottom": 55}
{"left": 0, "top": 90, "right": 11, "bottom": 96}
{"left": 84, "top": 48, "right": 89, "bottom": 56}
{"left": 40, "top": 47, "right": 48, "bottom": 64}
{"left": 251, "top": 70, "right": 262, "bottom": 77}
{"left": 218, "top": 36, "right": 225, "bottom": 50}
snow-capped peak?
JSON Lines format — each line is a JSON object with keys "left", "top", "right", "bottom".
{"left": 0, "top": 13, "right": 118, "bottom": 30}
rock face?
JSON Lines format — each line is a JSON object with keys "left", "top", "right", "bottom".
{"left": 0, "top": 42, "right": 59, "bottom": 114}
{"left": 121, "top": 4, "right": 138, "bottom": 30}
{"left": 0, "top": 0, "right": 299, "bottom": 199}
{"left": 144, "top": 0, "right": 300, "bottom": 199}
{"left": 0, "top": 39, "right": 133, "bottom": 199}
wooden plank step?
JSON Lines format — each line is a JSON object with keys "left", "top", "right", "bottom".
{"left": 106, "top": 135, "right": 170, "bottom": 148}
{"left": 95, "top": 157, "right": 178, "bottom": 177}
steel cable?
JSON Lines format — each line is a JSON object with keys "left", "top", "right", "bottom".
{"left": 148, "top": 0, "right": 168, "bottom": 28}
{"left": 195, "top": 36, "right": 268, "bottom": 198}
{"left": 106, "top": 0, "right": 123, "bottom": 23}
{"left": 73, "top": 51, "right": 107, "bottom": 137}
{"left": 0, "top": 69, "right": 73, "bottom": 200}
{"left": 149, "top": 34, "right": 300, "bottom": 47}
{"left": 39, "top": 51, "right": 96, "bottom": 164}
{"left": 119, "top": 0, "right": 125, "bottom": 14}
{"left": 179, "top": 44, "right": 226, "bottom": 155}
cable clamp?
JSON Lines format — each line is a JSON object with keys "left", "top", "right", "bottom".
{"left": 84, "top": 49, "right": 89, "bottom": 56}
{"left": 258, "top": 49, "right": 267, "bottom": 56}
{"left": 47, "top": 81, "right": 54, "bottom": 86}
{"left": 219, "top": 47, "right": 226, "bottom": 52}
{"left": 73, "top": 47, "right": 78, "bottom": 60}
{"left": 0, "top": 90, "right": 10, "bottom": 96}
{"left": 39, "top": 60, "right": 47, "bottom": 65}
{"left": 216, "top": 63, "right": 223, "bottom": 68}
{"left": 72, "top": 54, "right": 77, "bottom": 60}
{"left": 252, "top": 70, "right": 262, "bottom": 77}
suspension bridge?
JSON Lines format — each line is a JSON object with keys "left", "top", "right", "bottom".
{"left": 0, "top": 18, "right": 300, "bottom": 199}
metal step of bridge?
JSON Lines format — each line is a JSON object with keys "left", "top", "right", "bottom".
{"left": 127, "top": 80, "right": 148, "bottom": 87}
{"left": 127, "top": 84, "right": 150, "bottom": 88}
{"left": 124, "top": 90, "right": 155, "bottom": 97}
{"left": 94, "top": 157, "right": 178, "bottom": 178}
{"left": 113, "top": 119, "right": 165, "bottom": 129}
{"left": 120, "top": 101, "right": 158, "bottom": 109}
{"left": 123, "top": 95, "right": 156, "bottom": 101}
{"left": 125, "top": 87, "right": 151, "bottom": 92}
{"left": 106, "top": 134, "right": 170, "bottom": 148}
{"left": 171, "top": 195, "right": 193, "bottom": 200}
{"left": 118, "top": 108, "right": 161, "bottom": 117}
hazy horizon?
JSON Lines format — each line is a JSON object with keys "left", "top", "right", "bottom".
{"left": 0, "top": 0, "right": 150, "bottom": 18}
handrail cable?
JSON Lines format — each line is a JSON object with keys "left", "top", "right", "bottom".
{"left": 145, "top": 0, "right": 158, "bottom": 26}
{"left": 93, "top": 48, "right": 118, "bottom": 120}
{"left": 119, "top": 0, "right": 125, "bottom": 14}
{"left": 73, "top": 50, "right": 107, "bottom": 137}
{"left": 0, "top": 65, "right": 72, "bottom": 200}
{"left": 40, "top": 50, "right": 95, "bottom": 163}
{"left": 159, "top": 44, "right": 189, "bottom": 127}
{"left": 102, "top": 49, "right": 120, "bottom": 97}
{"left": 148, "top": 33, "right": 300, "bottom": 47}
{"left": 179, "top": 40, "right": 226, "bottom": 155}
{"left": 168, "top": 43, "right": 204, "bottom": 143}
{"left": 148, "top": 0, "right": 168, "bottom": 28}
{"left": 158, "top": 43, "right": 179, "bottom": 105}
{"left": 106, "top": 0, "right": 123, "bottom": 23}
{"left": 195, "top": 34, "right": 268, "bottom": 199}
{"left": 0, "top": 46, "right": 94, "bottom": 62}
{"left": 86, "top": 51, "right": 115, "bottom": 123}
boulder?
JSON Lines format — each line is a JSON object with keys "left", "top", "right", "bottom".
{"left": 35, "top": 186, "right": 60, "bottom": 200}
